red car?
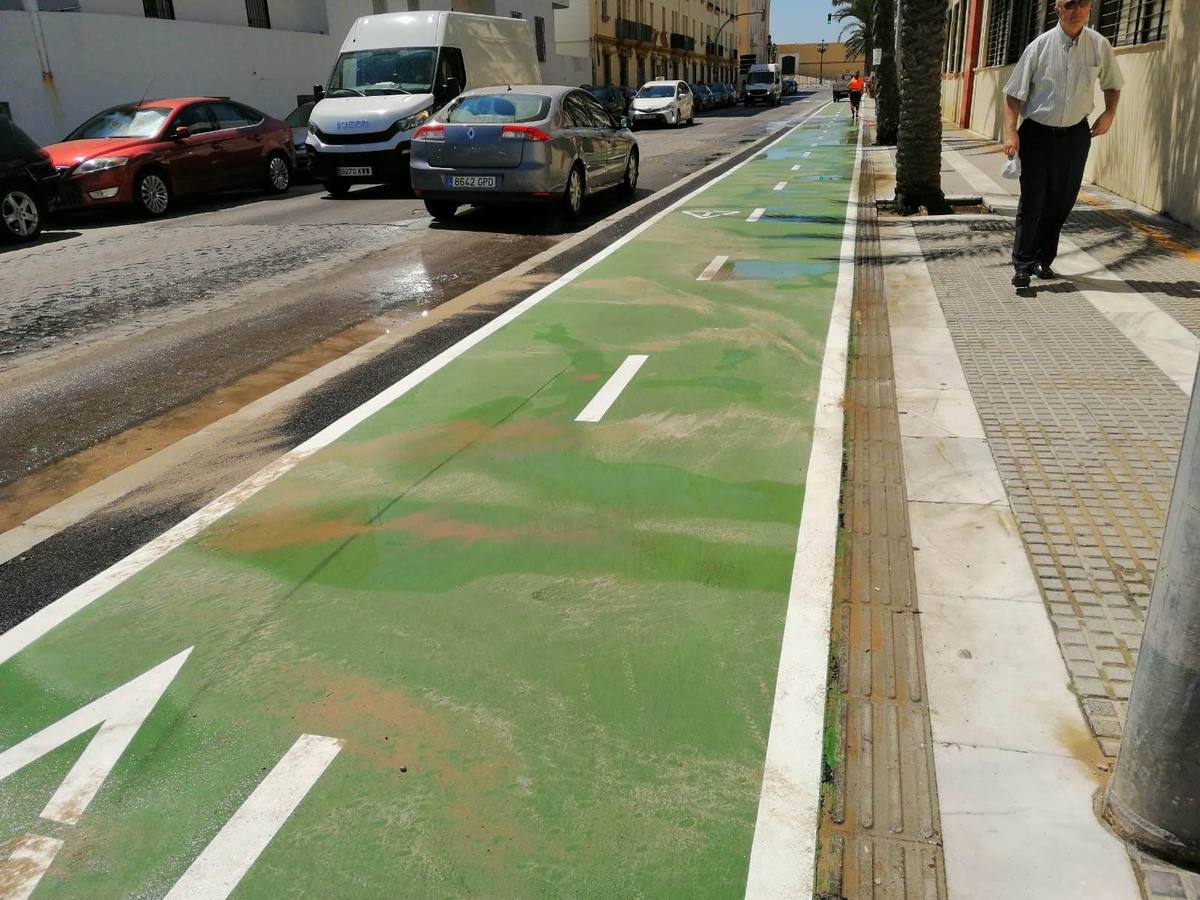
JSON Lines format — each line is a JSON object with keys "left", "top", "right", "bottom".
{"left": 45, "top": 97, "right": 294, "bottom": 217}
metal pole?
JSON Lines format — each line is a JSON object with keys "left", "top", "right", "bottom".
{"left": 1105, "top": 361, "right": 1200, "bottom": 869}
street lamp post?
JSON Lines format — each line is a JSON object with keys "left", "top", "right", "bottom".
{"left": 817, "top": 40, "right": 828, "bottom": 85}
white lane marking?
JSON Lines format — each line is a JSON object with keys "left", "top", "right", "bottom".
{"left": 943, "top": 150, "right": 1200, "bottom": 395}
{"left": 791, "top": 165, "right": 801, "bottom": 171}
{"left": 697, "top": 255, "right": 729, "bottom": 281}
{"left": 0, "top": 99, "right": 835, "bottom": 667}
{"left": 165, "top": 734, "right": 343, "bottom": 900}
{"left": 773, "top": 181, "right": 787, "bottom": 191}
{"left": 745, "top": 118, "right": 864, "bottom": 899}
{"left": 0, "top": 834, "right": 64, "bottom": 900}
{"left": 575, "top": 355, "right": 648, "bottom": 423}
{"left": 803, "top": 151, "right": 812, "bottom": 158}
{"left": 0, "top": 648, "right": 192, "bottom": 825}
{"left": 747, "top": 207, "right": 766, "bottom": 223}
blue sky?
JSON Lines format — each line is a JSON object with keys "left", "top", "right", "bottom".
{"left": 771, "top": 0, "right": 844, "bottom": 44}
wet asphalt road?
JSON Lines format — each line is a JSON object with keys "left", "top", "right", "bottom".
{"left": 0, "top": 93, "right": 830, "bottom": 629}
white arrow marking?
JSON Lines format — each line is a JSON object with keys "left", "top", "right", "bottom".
{"left": 0, "top": 833, "right": 63, "bottom": 900}
{"left": 0, "top": 647, "right": 193, "bottom": 825}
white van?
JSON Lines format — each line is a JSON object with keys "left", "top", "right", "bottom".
{"left": 744, "top": 63, "right": 782, "bottom": 107}
{"left": 307, "top": 11, "right": 541, "bottom": 194}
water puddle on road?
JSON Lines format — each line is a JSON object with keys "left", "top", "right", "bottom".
{"left": 730, "top": 260, "right": 838, "bottom": 280}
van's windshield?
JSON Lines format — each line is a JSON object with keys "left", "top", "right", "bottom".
{"left": 327, "top": 47, "right": 437, "bottom": 96}
{"left": 748, "top": 71, "right": 776, "bottom": 85}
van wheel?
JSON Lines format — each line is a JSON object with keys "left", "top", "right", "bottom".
{"left": 264, "top": 153, "right": 291, "bottom": 194}
{"left": 562, "top": 164, "right": 585, "bottom": 220}
{"left": 424, "top": 200, "right": 458, "bottom": 221}
{"left": 325, "top": 179, "right": 350, "bottom": 197}
{"left": 134, "top": 169, "right": 171, "bottom": 217}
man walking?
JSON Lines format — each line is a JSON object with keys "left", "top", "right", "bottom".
{"left": 1002, "top": 0, "right": 1123, "bottom": 289}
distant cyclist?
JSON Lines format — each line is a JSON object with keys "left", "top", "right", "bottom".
{"left": 848, "top": 71, "right": 864, "bottom": 121}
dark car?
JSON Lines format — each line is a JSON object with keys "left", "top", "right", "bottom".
{"left": 691, "top": 84, "right": 714, "bottom": 111}
{"left": 284, "top": 101, "right": 316, "bottom": 174}
{"left": 583, "top": 84, "right": 628, "bottom": 121}
{"left": 707, "top": 83, "right": 730, "bottom": 107}
{"left": 45, "top": 97, "right": 295, "bottom": 218}
{"left": 0, "top": 118, "right": 56, "bottom": 243}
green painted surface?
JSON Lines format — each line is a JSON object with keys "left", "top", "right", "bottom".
{"left": 0, "top": 107, "right": 858, "bottom": 898}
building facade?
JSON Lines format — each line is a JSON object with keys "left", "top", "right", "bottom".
{"left": 775, "top": 41, "right": 856, "bottom": 81}
{"left": 0, "top": 0, "right": 579, "bottom": 144}
{"left": 735, "top": 0, "right": 769, "bottom": 76}
{"left": 940, "top": 0, "right": 1197, "bottom": 229}
{"left": 554, "top": 0, "right": 742, "bottom": 89}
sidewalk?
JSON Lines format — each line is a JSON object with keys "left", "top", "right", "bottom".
{"left": 825, "top": 105, "right": 1200, "bottom": 898}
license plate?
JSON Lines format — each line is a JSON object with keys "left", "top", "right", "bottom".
{"left": 337, "top": 166, "right": 372, "bottom": 177}
{"left": 448, "top": 176, "right": 497, "bottom": 188}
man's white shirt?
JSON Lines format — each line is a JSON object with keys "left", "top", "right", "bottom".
{"left": 1004, "top": 25, "right": 1124, "bottom": 128}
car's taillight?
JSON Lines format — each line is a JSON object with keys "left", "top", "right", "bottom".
{"left": 500, "top": 125, "right": 552, "bottom": 142}
{"left": 413, "top": 123, "right": 445, "bottom": 141}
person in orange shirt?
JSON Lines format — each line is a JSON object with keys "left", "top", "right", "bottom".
{"left": 848, "top": 72, "right": 864, "bottom": 121}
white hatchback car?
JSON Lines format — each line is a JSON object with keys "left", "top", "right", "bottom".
{"left": 629, "top": 80, "right": 694, "bottom": 129}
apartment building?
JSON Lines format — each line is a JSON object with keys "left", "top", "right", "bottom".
{"left": 735, "top": 0, "right": 768, "bottom": 74}
{"left": 940, "top": 0, "right": 1197, "bottom": 228}
{"left": 0, "top": 0, "right": 578, "bottom": 144}
{"left": 555, "top": 0, "right": 742, "bottom": 90}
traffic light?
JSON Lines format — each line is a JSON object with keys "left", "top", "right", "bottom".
{"left": 827, "top": 13, "right": 832, "bottom": 23}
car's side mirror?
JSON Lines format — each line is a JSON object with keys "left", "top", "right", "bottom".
{"left": 171, "top": 125, "right": 190, "bottom": 140}
{"left": 313, "top": 84, "right": 325, "bottom": 102}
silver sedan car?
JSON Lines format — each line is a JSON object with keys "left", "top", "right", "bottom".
{"left": 409, "top": 85, "right": 639, "bottom": 222}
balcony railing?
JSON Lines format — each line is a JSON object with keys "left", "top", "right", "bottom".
{"left": 669, "top": 32, "right": 696, "bottom": 51}
{"left": 616, "top": 18, "right": 654, "bottom": 43}
{"left": 705, "top": 42, "right": 724, "bottom": 57}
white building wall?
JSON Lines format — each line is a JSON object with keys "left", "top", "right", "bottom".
{"left": 0, "top": 9, "right": 346, "bottom": 144}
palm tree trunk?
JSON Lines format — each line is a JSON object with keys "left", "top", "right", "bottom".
{"left": 894, "top": 0, "right": 949, "bottom": 213}
{"left": 874, "top": 0, "right": 900, "bottom": 144}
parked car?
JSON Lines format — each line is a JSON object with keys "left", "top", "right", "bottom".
{"left": 284, "top": 101, "right": 316, "bottom": 174}
{"left": 45, "top": 98, "right": 294, "bottom": 217}
{"left": 583, "top": 84, "right": 628, "bottom": 121}
{"left": 783, "top": 77, "right": 799, "bottom": 96}
{"left": 724, "top": 83, "right": 738, "bottom": 106}
{"left": 705, "top": 83, "right": 728, "bottom": 107}
{"left": 691, "top": 83, "right": 714, "bottom": 111}
{"left": 832, "top": 76, "right": 852, "bottom": 102}
{"left": 0, "top": 118, "right": 56, "bottom": 243}
{"left": 410, "top": 85, "right": 638, "bottom": 221}
{"left": 620, "top": 86, "right": 638, "bottom": 108}
{"left": 308, "top": 11, "right": 541, "bottom": 196}
{"left": 629, "top": 80, "right": 694, "bottom": 128}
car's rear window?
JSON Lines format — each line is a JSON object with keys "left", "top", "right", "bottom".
{"left": 446, "top": 94, "right": 550, "bottom": 124}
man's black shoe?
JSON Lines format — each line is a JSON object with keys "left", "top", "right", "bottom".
{"left": 1034, "top": 264, "right": 1058, "bottom": 279}
{"left": 1012, "top": 272, "right": 1031, "bottom": 288}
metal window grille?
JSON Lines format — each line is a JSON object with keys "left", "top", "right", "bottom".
{"left": 143, "top": 0, "right": 175, "bottom": 18}
{"left": 535, "top": 16, "right": 547, "bottom": 63}
{"left": 1097, "top": 0, "right": 1170, "bottom": 46}
{"left": 985, "top": 0, "right": 1046, "bottom": 66}
{"left": 245, "top": 0, "right": 270, "bottom": 29}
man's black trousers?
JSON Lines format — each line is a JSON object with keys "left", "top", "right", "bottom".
{"left": 1012, "top": 118, "right": 1091, "bottom": 275}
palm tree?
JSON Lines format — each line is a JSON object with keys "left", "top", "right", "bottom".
{"left": 894, "top": 0, "right": 949, "bottom": 213}
{"left": 872, "top": 0, "right": 899, "bottom": 144}
{"left": 831, "top": 0, "right": 874, "bottom": 73}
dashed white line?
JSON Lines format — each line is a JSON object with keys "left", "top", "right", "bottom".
{"left": 697, "top": 255, "right": 729, "bottom": 281}
{"left": 773, "top": 181, "right": 787, "bottom": 191}
{"left": 575, "top": 355, "right": 649, "bottom": 423}
{"left": 747, "top": 207, "right": 766, "bottom": 223}
{"left": 165, "top": 734, "right": 344, "bottom": 900}
{"left": 791, "top": 165, "right": 801, "bottom": 171}
{"left": 803, "top": 151, "right": 812, "bottom": 158}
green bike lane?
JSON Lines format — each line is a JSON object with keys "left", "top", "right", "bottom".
{"left": 0, "top": 105, "right": 859, "bottom": 898}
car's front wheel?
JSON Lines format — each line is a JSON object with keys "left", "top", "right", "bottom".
{"left": 134, "top": 170, "right": 171, "bottom": 218}
{"left": 0, "top": 183, "right": 42, "bottom": 243}
{"left": 264, "top": 153, "right": 291, "bottom": 194}
{"left": 424, "top": 200, "right": 459, "bottom": 221}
